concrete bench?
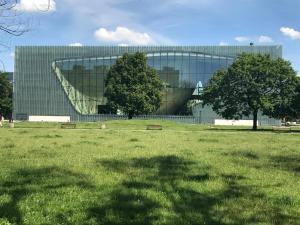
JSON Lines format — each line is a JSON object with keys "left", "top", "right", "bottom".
{"left": 146, "top": 124, "right": 162, "bottom": 130}
{"left": 61, "top": 123, "right": 76, "bottom": 129}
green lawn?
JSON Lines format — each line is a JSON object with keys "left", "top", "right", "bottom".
{"left": 0, "top": 120, "right": 299, "bottom": 225}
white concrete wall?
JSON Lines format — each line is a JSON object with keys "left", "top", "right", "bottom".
{"left": 215, "top": 119, "right": 255, "bottom": 126}
{"left": 29, "top": 116, "right": 70, "bottom": 122}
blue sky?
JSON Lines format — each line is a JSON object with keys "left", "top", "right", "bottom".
{"left": 0, "top": 0, "right": 299, "bottom": 73}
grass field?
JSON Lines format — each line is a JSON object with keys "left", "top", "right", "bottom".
{"left": 0, "top": 120, "right": 299, "bottom": 225}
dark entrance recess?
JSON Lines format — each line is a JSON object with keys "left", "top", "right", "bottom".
{"left": 97, "top": 105, "right": 111, "bottom": 114}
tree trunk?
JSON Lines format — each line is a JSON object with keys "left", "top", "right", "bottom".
{"left": 128, "top": 112, "right": 133, "bottom": 120}
{"left": 252, "top": 109, "right": 258, "bottom": 131}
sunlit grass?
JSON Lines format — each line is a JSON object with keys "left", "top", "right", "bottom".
{"left": 0, "top": 120, "right": 299, "bottom": 225}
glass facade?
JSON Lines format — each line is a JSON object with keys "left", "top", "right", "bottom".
{"left": 53, "top": 52, "right": 234, "bottom": 115}
{"left": 14, "top": 45, "right": 282, "bottom": 121}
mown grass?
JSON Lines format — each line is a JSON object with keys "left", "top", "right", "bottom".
{"left": 0, "top": 120, "right": 299, "bottom": 225}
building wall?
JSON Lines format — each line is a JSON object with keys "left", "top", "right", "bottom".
{"left": 14, "top": 45, "right": 282, "bottom": 121}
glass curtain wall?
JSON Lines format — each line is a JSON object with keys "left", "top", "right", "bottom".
{"left": 53, "top": 52, "right": 234, "bottom": 115}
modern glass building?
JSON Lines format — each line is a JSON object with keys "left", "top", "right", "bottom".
{"left": 14, "top": 45, "right": 282, "bottom": 122}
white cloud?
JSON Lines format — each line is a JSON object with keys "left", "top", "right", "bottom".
{"left": 219, "top": 41, "right": 228, "bottom": 46}
{"left": 280, "top": 27, "right": 300, "bottom": 40}
{"left": 235, "top": 36, "right": 250, "bottom": 43}
{"left": 258, "top": 35, "right": 273, "bottom": 43}
{"left": 59, "top": 0, "right": 174, "bottom": 45}
{"left": 234, "top": 35, "right": 275, "bottom": 44}
{"left": 69, "top": 43, "right": 83, "bottom": 47}
{"left": 15, "top": 0, "right": 56, "bottom": 12}
{"left": 10, "top": 52, "right": 15, "bottom": 58}
{"left": 94, "top": 26, "right": 156, "bottom": 45}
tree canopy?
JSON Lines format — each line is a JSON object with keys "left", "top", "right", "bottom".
{"left": 291, "top": 77, "right": 300, "bottom": 118}
{"left": 0, "top": 73, "right": 13, "bottom": 118}
{"left": 104, "top": 52, "right": 163, "bottom": 119}
{"left": 202, "top": 53, "right": 298, "bottom": 130}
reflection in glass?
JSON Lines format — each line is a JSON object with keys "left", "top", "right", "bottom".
{"left": 52, "top": 52, "right": 234, "bottom": 115}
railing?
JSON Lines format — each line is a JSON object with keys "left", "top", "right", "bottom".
{"left": 76, "top": 114, "right": 202, "bottom": 124}
{"left": 75, "top": 114, "right": 281, "bottom": 126}
{"left": 134, "top": 115, "right": 200, "bottom": 124}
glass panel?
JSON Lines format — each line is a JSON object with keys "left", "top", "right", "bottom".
{"left": 53, "top": 51, "right": 236, "bottom": 115}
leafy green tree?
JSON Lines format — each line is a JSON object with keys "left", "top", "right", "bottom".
{"left": 292, "top": 77, "right": 300, "bottom": 118}
{"left": 104, "top": 52, "right": 163, "bottom": 119}
{"left": 202, "top": 53, "right": 298, "bottom": 130}
{"left": 0, "top": 73, "right": 13, "bottom": 118}
{"left": 269, "top": 76, "right": 300, "bottom": 121}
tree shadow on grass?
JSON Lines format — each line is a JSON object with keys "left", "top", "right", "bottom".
{"left": 270, "top": 155, "right": 300, "bottom": 174}
{"left": 1, "top": 159, "right": 298, "bottom": 224}
{"left": 88, "top": 156, "right": 299, "bottom": 225}
{"left": 0, "top": 167, "right": 93, "bottom": 225}
{"left": 221, "top": 151, "right": 259, "bottom": 160}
